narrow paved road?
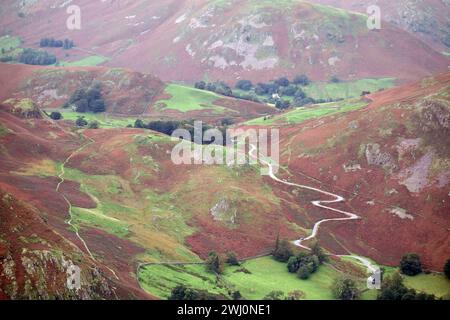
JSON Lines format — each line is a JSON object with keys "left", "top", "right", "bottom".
{"left": 249, "top": 144, "right": 379, "bottom": 274}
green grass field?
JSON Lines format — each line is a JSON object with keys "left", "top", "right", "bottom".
{"left": 156, "top": 84, "right": 228, "bottom": 113}
{"left": 304, "top": 78, "right": 395, "bottom": 100}
{"left": 60, "top": 55, "right": 108, "bottom": 67}
{"left": 54, "top": 110, "right": 135, "bottom": 128}
{"left": 246, "top": 99, "right": 368, "bottom": 125}
{"left": 139, "top": 256, "right": 367, "bottom": 300}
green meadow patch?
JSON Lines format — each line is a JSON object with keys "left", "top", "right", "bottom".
{"left": 139, "top": 256, "right": 367, "bottom": 300}
{"left": 60, "top": 55, "right": 108, "bottom": 67}
{"left": 156, "top": 84, "right": 228, "bottom": 113}
{"left": 56, "top": 110, "right": 135, "bottom": 128}
{"left": 246, "top": 99, "right": 368, "bottom": 125}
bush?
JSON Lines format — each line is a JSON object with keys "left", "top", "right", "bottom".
{"left": 400, "top": 253, "right": 422, "bottom": 276}
{"left": 67, "top": 84, "right": 106, "bottom": 113}
{"left": 293, "top": 74, "right": 310, "bottom": 86}
{"left": 331, "top": 277, "right": 360, "bottom": 300}
{"left": 263, "top": 291, "right": 285, "bottom": 300}
{"left": 281, "top": 85, "right": 297, "bottom": 96}
{"left": 88, "top": 120, "right": 99, "bottom": 129}
{"left": 49, "top": 112, "right": 62, "bottom": 120}
{"left": 75, "top": 116, "right": 88, "bottom": 127}
{"left": 169, "top": 285, "right": 220, "bottom": 300}
{"left": 235, "top": 80, "right": 253, "bottom": 91}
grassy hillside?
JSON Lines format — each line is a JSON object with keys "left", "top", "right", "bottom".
{"left": 139, "top": 256, "right": 345, "bottom": 300}
{"left": 156, "top": 84, "right": 228, "bottom": 113}
{"left": 246, "top": 99, "right": 368, "bottom": 125}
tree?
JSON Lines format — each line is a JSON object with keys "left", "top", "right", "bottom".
{"left": 226, "top": 252, "right": 240, "bottom": 266}
{"left": 75, "top": 99, "right": 89, "bottom": 113}
{"left": 297, "top": 265, "right": 311, "bottom": 280}
{"left": 281, "top": 85, "right": 297, "bottom": 96}
{"left": 134, "top": 119, "right": 145, "bottom": 129}
{"left": 287, "top": 256, "right": 300, "bottom": 273}
{"left": 263, "top": 291, "right": 285, "bottom": 300}
{"left": 49, "top": 111, "right": 62, "bottom": 120}
{"left": 310, "top": 241, "right": 327, "bottom": 264}
{"left": 194, "top": 81, "right": 206, "bottom": 90}
{"left": 75, "top": 116, "right": 88, "bottom": 127}
{"left": 88, "top": 120, "right": 99, "bottom": 129}
{"left": 400, "top": 253, "right": 422, "bottom": 276}
{"left": 90, "top": 99, "right": 106, "bottom": 113}
{"left": 444, "top": 259, "right": 450, "bottom": 279}
{"left": 293, "top": 74, "right": 310, "bottom": 86}
{"left": 330, "top": 76, "right": 340, "bottom": 83}
{"left": 275, "top": 77, "right": 290, "bottom": 87}
{"left": 273, "top": 238, "right": 294, "bottom": 262}
{"left": 275, "top": 100, "right": 290, "bottom": 110}
{"left": 235, "top": 80, "right": 253, "bottom": 91}
{"left": 206, "top": 251, "right": 225, "bottom": 274}
{"left": 232, "top": 291, "right": 242, "bottom": 300}
{"left": 331, "top": 277, "right": 360, "bottom": 300}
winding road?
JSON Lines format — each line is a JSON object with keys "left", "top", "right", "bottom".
{"left": 249, "top": 144, "right": 379, "bottom": 275}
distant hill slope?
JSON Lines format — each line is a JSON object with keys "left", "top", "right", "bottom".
{"left": 308, "top": 0, "right": 450, "bottom": 54}
{"left": 268, "top": 72, "right": 450, "bottom": 269}
{"left": 0, "top": 0, "right": 447, "bottom": 83}
{"left": 0, "top": 63, "right": 276, "bottom": 122}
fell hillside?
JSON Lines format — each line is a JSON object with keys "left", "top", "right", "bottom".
{"left": 0, "top": 102, "right": 298, "bottom": 298}
{"left": 0, "top": 0, "right": 448, "bottom": 83}
{"left": 309, "top": 0, "right": 450, "bottom": 54}
{"left": 0, "top": 63, "right": 276, "bottom": 122}
{"left": 266, "top": 72, "right": 450, "bottom": 270}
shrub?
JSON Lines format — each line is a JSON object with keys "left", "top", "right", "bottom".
{"left": 88, "top": 120, "right": 99, "bottom": 129}
{"left": 263, "top": 291, "right": 285, "bottom": 300}
{"left": 330, "top": 76, "right": 341, "bottom": 83}
{"left": 19, "top": 48, "right": 57, "bottom": 65}
{"left": 297, "top": 265, "right": 311, "bottom": 279}
{"left": 400, "top": 253, "right": 422, "bottom": 276}
{"left": 49, "top": 112, "right": 62, "bottom": 120}
{"left": 194, "top": 81, "right": 206, "bottom": 90}
{"left": 275, "top": 100, "right": 290, "bottom": 110}
{"left": 75, "top": 116, "right": 88, "bottom": 127}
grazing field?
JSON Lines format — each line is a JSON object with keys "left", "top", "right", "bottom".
{"left": 139, "top": 256, "right": 366, "bottom": 300}
{"left": 246, "top": 99, "right": 368, "bottom": 125}
{"left": 55, "top": 110, "right": 135, "bottom": 128}
{"left": 156, "top": 84, "right": 228, "bottom": 113}
{"left": 60, "top": 55, "right": 108, "bottom": 67}
{"left": 402, "top": 273, "right": 450, "bottom": 298}
{"left": 303, "top": 78, "right": 395, "bottom": 100}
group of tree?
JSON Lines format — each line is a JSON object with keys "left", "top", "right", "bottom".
{"left": 205, "top": 251, "right": 240, "bottom": 275}
{"left": 65, "top": 83, "right": 106, "bottom": 113}
{"left": 133, "top": 119, "right": 228, "bottom": 146}
{"left": 40, "top": 38, "right": 74, "bottom": 49}
{"left": 272, "top": 237, "right": 326, "bottom": 280}
{"left": 194, "top": 81, "right": 233, "bottom": 97}
{"left": 169, "top": 285, "right": 222, "bottom": 300}
{"left": 377, "top": 273, "right": 436, "bottom": 300}
{"left": 19, "top": 48, "right": 57, "bottom": 65}
{"left": 75, "top": 116, "right": 100, "bottom": 129}
{"left": 263, "top": 290, "right": 305, "bottom": 300}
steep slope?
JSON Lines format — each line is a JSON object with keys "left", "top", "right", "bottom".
{"left": 309, "top": 0, "right": 450, "bottom": 54}
{"left": 265, "top": 72, "right": 450, "bottom": 270}
{"left": 0, "top": 0, "right": 447, "bottom": 83}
